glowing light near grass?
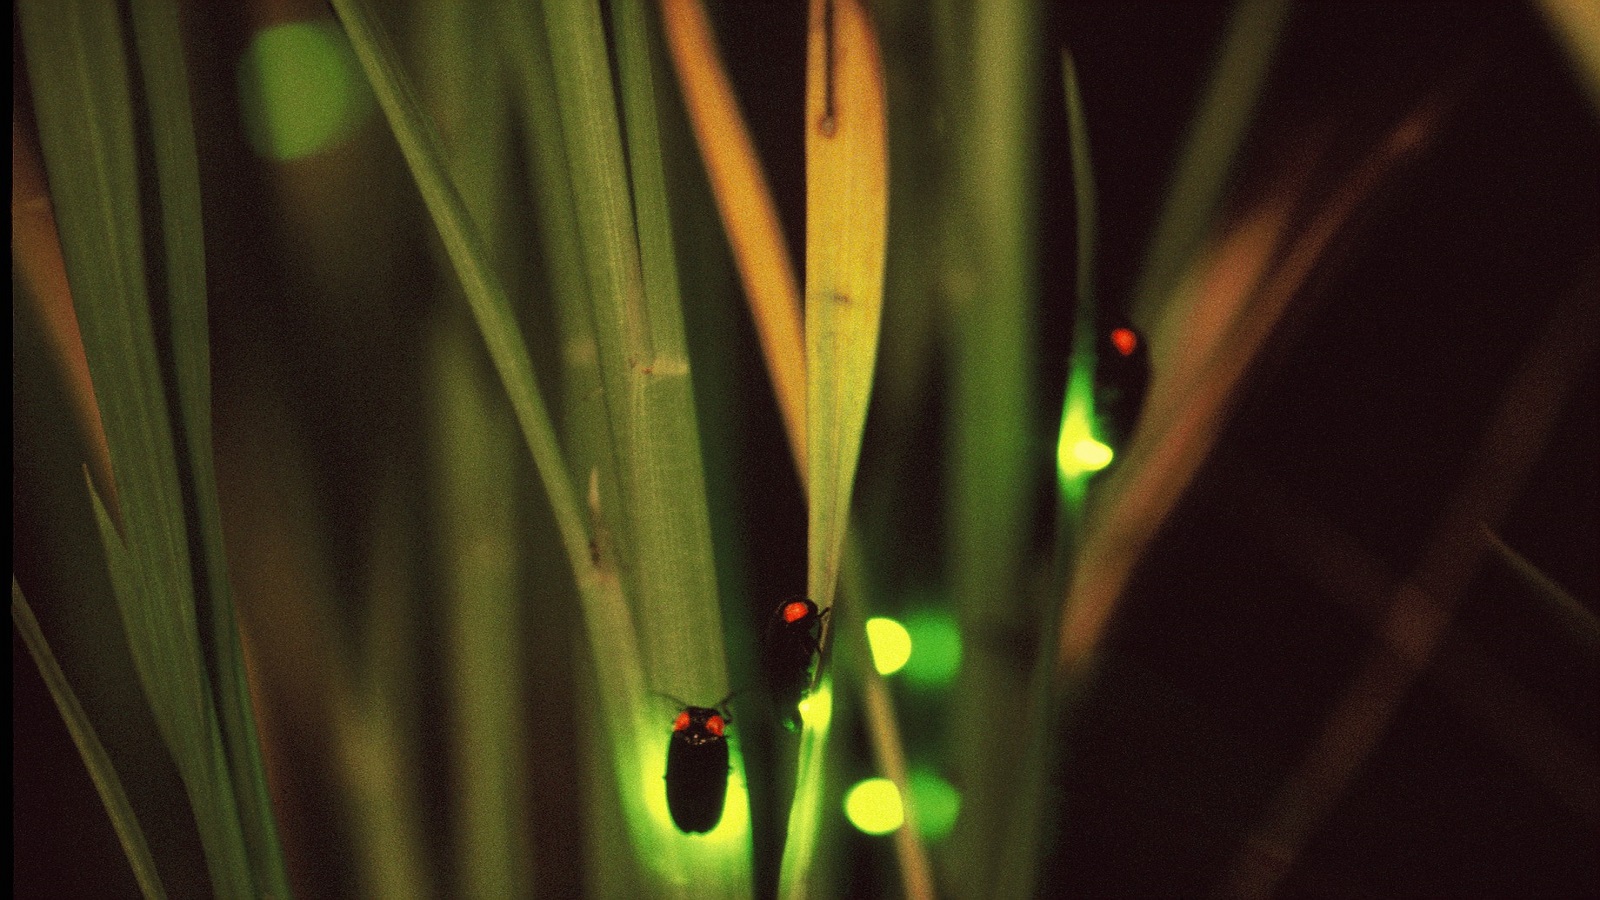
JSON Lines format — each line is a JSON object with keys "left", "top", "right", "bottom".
{"left": 907, "top": 768, "right": 961, "bottom": 841}
{"left": 865, "top": 617, "right": 912, "bottom": 675}
{"left": 638, "top": 719, "right": 751, "bottom": 877}
{"left": 797, "top": 677, "right": 834, "bottom": 731}
{"left": 1065, "top": 436, "right": 1114, "bottom": 472}
{"left": 902, "top": 610, "right": 961, "bottom": 687}
{"left": 237, "top": 22, "right": 374, "bottom": 160}
{"left": 844, "top": 778, "right": 904, "bottom": 835}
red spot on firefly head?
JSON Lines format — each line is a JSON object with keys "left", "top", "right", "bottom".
{"left": 673, "top": 711, "right": 691, "bottom": 732}
{"left": 1110, "top": 327, "right": 1139, "bottom": 357}
{"left": 783, "top": 601, "right": 812, "bottom": 624}
{"left": 706, "top": 715, "right": 725, "bottom": 737}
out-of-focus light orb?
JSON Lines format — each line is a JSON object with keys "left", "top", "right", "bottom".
{"left": 237, "top": 21, "right": 374, "bottom": 160}
{"left": 844, "top": 778, "right": 903, "bottom": 835}
{"left": 907, "top": 768, "right": 961, "bottom": 841}
{"left": 903, "top": 610, "right": 961, "bottom": 687}
{"left": 865, "top": 617, "right": 912, "bottom": 675}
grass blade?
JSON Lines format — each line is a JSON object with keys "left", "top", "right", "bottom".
{"left": 18, "top": 2, "right": 257, "bottom": 893}
{"left": 804, "top": 0, "right": 888, "bottom": 628}
{"left": 785, "top": 0, "right": 888, "bottom": 895}
{"left": 13, "top": 578, "right": 168, "bottom": 900}
{"left": 1481, "top": 525, "right": 1600, "bottom": 654}
{"left": 432, "top": 316, "right": 528, "bottom": 897}
{"left": 127, "top": 2, "right": 290, "bottom": 891}
{"left": 546, "top": 0, "right": 746, "bottom": 883}
{"left": 985, "top": 50, "right": 1099, "bottom": 900}
{"left": 1129, "top": 0, "right": 1291, "bottom": 327}
{"left": 495, "top": 1, "right": 656, "bottom": 888}
{"left": 333, "top": 0, "right": 741, "bottom": 889}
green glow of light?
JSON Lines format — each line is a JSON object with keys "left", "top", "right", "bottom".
{"left": 637, "top": 717, "right": 752, "bottom": 878}
{"left": 844, "top": 778, "right": 904, "bottom": 835}
{"left": 779, "top": 676, "right": 833, "bottom": 893}
{"left": 865, "top": 617, "right": 912, "bottom": 675}
{"left": 237, "top": 21, "right": 374, "bottom": 160}
{"left": 1056, "top": 414, "right": 1115, "bottom": 480}
{"left": 902, "top": 610, "right": 962, "bottom": 687}
{"left": 907, "top": 769, "right": 961, "bottom": 841}
{"left": 797, "top": 676, "right": 834, "bottom": 731}
{"left": 1071, "top": 437, "right": 1114, "bottom": 471}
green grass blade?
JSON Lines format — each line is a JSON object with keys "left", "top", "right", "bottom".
{"left": 18, "top": 2, "right": 256, "bottom": 894}
{"left": 329, "top": 0, "right": 737, "bottom": 889}
{"left": 1129, "top": 0, "right": 1291, "bottom": 326}
{"left": 432, "top": 316, "right": 529, "bottom": 897}
{"left": 1055, "top": 50, "right": 1102, "bottom": 508}
{"left": 495, "top": 0, "right": 660, "bottom": 888}
{"left": 541, "top": 0, "right": 744, "bottom": 884}
{"left": 13, "top": 578, "right": 168, "bottom": 900}
{"left": 126, "top": 2, "right": 290, "bottom": 892}
{"left": 935, "top": 3, "right": 1043, "bottom": 894}
{"left": 608, "top": 0, "right": 730, "bottom": 716}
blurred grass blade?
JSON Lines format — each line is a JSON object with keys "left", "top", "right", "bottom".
{"left": 1535, "top": 0, "right": 1600, "bottom": 116}
{"left": 432, "top": 315, "right": 529, "bottom": 897}
{"left": 804, "top": 0, "right": 888, "bottom": 618}
{"left": 18, "top": 1, "right": 259, "bottom": 893}
{"left": 661, "top": 0, "right": 808, "bottom": 476}
{"left": 127, "top": 1, "right": 290, "bottom": 891}
{"left": 937, "top": 4, "right": 1042, "bottom": 895}
{"left": 1481, "top": 525, "right": 1600, "bottom": 655}
{"left": 13, "top": 578, "right": 168, "bottom": 900}
{"left": 326, "top": 0, "right": 594, "bottom": 583}
{"left": 1129, "top": 0, "right": 1290, "bottom": 327}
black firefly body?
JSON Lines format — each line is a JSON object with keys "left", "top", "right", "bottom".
{"left": 665, "top": 706, "right": 730, "bottom": 834}
{"left": 1092, "top": 316, "right": 1150, "bottom": 454}
{"left": 762, "top": 599, "right": 828, "bottom": 731}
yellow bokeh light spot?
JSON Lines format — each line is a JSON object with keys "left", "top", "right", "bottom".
{"left": 844, "top": 778, "right": 904, "bottom": 835}
{"left": 865, "top": 617, "right": 912, "bottom": 675}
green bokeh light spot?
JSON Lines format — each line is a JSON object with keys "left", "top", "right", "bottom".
{"left": 907, "top": 768, "right": 961, "bottom": 841}
{"left": 237, "top": 21, "right": 374, "bottom": 160}
{"left": 902, "top": 610, "right": 961, "bottom": 687}
{"left": 865, "top": 617, "right": 912, "bottom": 675}
{"left": 844, "top": 778, "right": 904, "bottom": 835}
